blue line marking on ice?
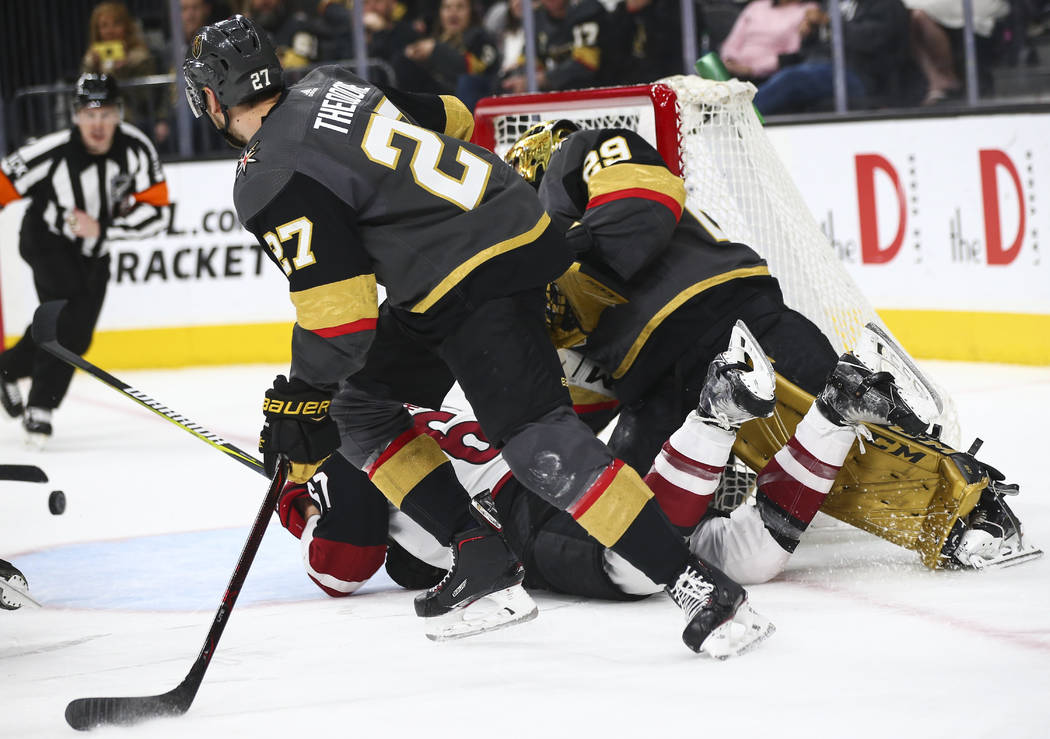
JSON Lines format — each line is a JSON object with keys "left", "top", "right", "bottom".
{"left": 14, "top": 519, "right": 394, "bottom": 611}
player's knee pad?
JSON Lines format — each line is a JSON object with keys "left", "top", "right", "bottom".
{"left": 734, "top": 374, "right": 989, "bottom": 569}
{"left": 501, "top": 405, "right": 613, "bottom": 508}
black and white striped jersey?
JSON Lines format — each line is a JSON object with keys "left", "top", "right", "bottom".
{"left": 0, "top": 122, "right": 170, "bottom": 256}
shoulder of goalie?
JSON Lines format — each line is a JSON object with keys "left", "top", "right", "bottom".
{"left": 275, "top": 453, "right": 390, "bottom": 597}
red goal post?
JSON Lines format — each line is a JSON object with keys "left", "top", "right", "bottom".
{"left": 471, "top": 75, "right": 961, "bottom": 446}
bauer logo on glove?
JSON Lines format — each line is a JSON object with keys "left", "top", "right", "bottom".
{"left": 260, "top": 375, "right": 340, "bottom": 483}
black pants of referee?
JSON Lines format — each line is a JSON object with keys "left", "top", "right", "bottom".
{"left": 0, "top": 228, "right": 109, "bottom": 410}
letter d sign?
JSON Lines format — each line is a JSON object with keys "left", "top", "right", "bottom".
{"left": 980, "top": 149, "right": 1025, "bottom": 265}
{"left": 855, "top": 154, "right": 906, "bottom": 264}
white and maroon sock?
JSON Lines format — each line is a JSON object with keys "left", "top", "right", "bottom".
{"left": 644, "top": 411, "right": 736, "bottom": 529}
{"left": 755, "top": 404, "right": 856, "bottom": 551}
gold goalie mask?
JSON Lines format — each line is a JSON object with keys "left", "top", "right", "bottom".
{"left": 505, "top": 119, "right": 580, "bottom": 186}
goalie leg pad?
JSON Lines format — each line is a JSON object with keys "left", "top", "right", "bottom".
{"left": 733, "top": 375, "right": 1003, "bottom": 569}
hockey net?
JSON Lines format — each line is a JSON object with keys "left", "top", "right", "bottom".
{"left": 472, "top": 76, "right": 960, "bottom": 510}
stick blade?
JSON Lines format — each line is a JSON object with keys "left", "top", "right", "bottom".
{"left": 0, "top": 464, "right": 48, "bottom": 483}
{"left": 31, "top": 299, "right": 68, "bottom": 346}
{"left": 65, "top": 692, "right": 188, "bottom": 731}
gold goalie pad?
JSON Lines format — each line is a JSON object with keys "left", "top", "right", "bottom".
{"left": 732, "top": 375, "right": 988, "bottom": 569}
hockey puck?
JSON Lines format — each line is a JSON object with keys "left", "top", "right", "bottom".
{"left": 49, "top": 490, "right": 66, "bottom": 515}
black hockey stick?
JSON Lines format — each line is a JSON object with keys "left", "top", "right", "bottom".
{"left": 31, "top": 301, "right": 264, "bottom": 475}
{"left": 64, "top": 460, "right": 288, "bottom": 730}
{"left": 0, "top": 464, "right": 49, "bottom": 483}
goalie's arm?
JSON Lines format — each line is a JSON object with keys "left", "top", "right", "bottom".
{"left": 555, "top": 129, "right": 686, "bottom": 281}
{"left": 244, "top": 172, "right": 378, "bottom": 392}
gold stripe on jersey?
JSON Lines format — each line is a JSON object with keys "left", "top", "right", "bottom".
{"left": 587, "top": 163, "right": 686, "bottom": 211}
{"left": 440, "top": 95, "right": 475, "bottom": 141}
{"left": 369, "top": 431, "right": 450, "bottom": 507}
{"left": 613, "top": 265, "right": 771, "bottom": 378}
{"left": 570, "top": 461, "right": 653, "bottom": 547}
{"left": 290, "top": 274, "right": 378, "bottom": 334}
{"left": 571, "top": 45, "right": 601, "bottom": 71}
{"left": 411, "top": 212, "right": 551, "bottom": 313}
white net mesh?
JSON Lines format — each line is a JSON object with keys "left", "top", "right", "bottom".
{"left": 481, "top": 76, "right": 959, "bottom": 447}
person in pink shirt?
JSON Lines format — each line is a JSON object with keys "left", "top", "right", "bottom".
{"left": 719, "top": 0, "right": 824, "bottom": 81}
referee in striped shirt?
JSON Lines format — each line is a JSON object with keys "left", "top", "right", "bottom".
{"left": 0, "top": 73, "right": 171, "bottom": 446}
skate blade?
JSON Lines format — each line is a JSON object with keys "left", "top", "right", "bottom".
{"left": 700, "top": 602, "right": 775, "bottom": 660}
{"left": 968, "top": 544, "right": 1044, "bottom": 570}
{"left": 855, "top": 323, "right": 941, "bottom": 425}
{"left": 728, "top": 320, "right": 775, "bottom": 403}
{"left": 424, "top": 584, "right": 538, "bottom": 642}
{"left": 0, "top": 576, "right": 42, "bottom": 609}
{"left": 24, "top": 432, "right": 49, "bottom": 450}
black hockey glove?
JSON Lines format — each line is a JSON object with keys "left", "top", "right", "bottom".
{"left": 260, "top": 375, "right": 340, "bottom": 483}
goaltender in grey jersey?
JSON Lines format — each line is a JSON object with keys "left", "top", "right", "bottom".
{"left": 233, "top": 65, "right": 565, "bottom": 389}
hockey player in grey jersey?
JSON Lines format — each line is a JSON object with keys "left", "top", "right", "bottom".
{"left": 184, "top": 14, "right": 774, "bottom": 655}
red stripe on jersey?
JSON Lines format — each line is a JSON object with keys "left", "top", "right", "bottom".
{"left": 490, "top": 470, "right": 514, "bottom": 499}
{"left": 587, "top": 188, "right": 683, "bottom": 221}
{"left": 366, "top": 426, "right": 420, "bottom": 477}
{"left": 311, "top": 317, "right": 377, "bottom": 338}
{"left": 644, "top": 469, "right": 712, "bottom": 528}
{"left": 785, "top": 437, "right": 842, "bottom": 481}
{"left": 572, "top": 400, "right": 620, "bottom": 415}
{"left": 306, "top": 538, "right": 387, "bottom": 597}
{"left": 567, "top": 459, "right": 623, "bottom": 519}
{"left": 658, "top": 441, "right": 724, "bottom": 479}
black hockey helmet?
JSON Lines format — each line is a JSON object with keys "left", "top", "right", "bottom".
{"left": 72, "top": 73, "right": 122, "bottom": 111}
{"left": 182, "top": 14, "right": 284, "bottom": 120}
{"left": 504, "top": 119, "right": 580, "bottom": 187}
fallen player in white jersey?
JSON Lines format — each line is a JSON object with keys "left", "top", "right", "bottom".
{"left": 278, "top": 323, "right": 1036, "bottom": 618}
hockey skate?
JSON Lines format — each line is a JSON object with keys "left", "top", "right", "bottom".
{"left": 666, "top": 556, "right": 774, "bottom": 659}
{"left": 414, "top": 492, "right": 538, "bottom": 641}
{"left": 697, "top": 320, "right": 776, "bottom": 431}
{"left": 0, "top": 558, "right": 39, "bottom": 610}
{"left": 1, "top": 376, "right": 23, "bottom": 418}
{"left": 23, "top": 407, "right": 53, "bottom": 448}
{"left": 942, "top": 477, "right": 1044, "bottom": 570}
{"left": 816, "top": 349, "right": 928, "bottom": 436}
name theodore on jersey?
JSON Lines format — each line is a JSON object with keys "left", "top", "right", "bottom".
{"left": 312, "top": 80, "right": 370, "bottom": 134}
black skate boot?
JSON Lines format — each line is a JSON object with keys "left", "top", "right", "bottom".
{"left": 1, "top": 374, "right": 23, "bottom": 418}
{"left": 697, "top": 320, "right": 776, "bottom": 431}
{"left": 666, "top": 556, "right": 774, "bottom": 658}
{"left": 0, "top": 558, "right": 31, "bottom": 610}
{"left": 816, "top": 353, "right": 928, "bottom": 435}
{"left": 414, "top": 492, "right": 537, "bottom": 640}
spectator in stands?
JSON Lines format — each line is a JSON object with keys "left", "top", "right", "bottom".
{"left": 245, "top": 0, "right": 325, "bottom": 69}
{"left": 398, "top": 0, "right": 501, "bottom": 108}
{"left": 153, "top": 0, "right": 229, "bottom": 154}
{"left": 500, "top": 0, "right": 608, "bottom": 92}
{"left": 81, "top": 1, "right": 156, "bottom": 79}
{"left": 486, "top": 0, "right": 527, "bottom": 80}
{"left": 601, "top": 0, "right": 693, "bottom": 84}
{"left": 904, "top": 0, "right": 1010, "bottom": 103}
{"left": 81, "top": 1, "right": 157, "bottom": 129}
{"left": 719, "top": 0, "right": 823, "bottom": 82}
{"left": 363, "top": 0, "right": 425, "bottom": 74}
{"left": 753, "top": 0, "right": 916, "bottom": 114}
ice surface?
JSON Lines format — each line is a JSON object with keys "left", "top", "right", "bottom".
{"left": 2, "top": 360, "right": 1049, "bottom": 737}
